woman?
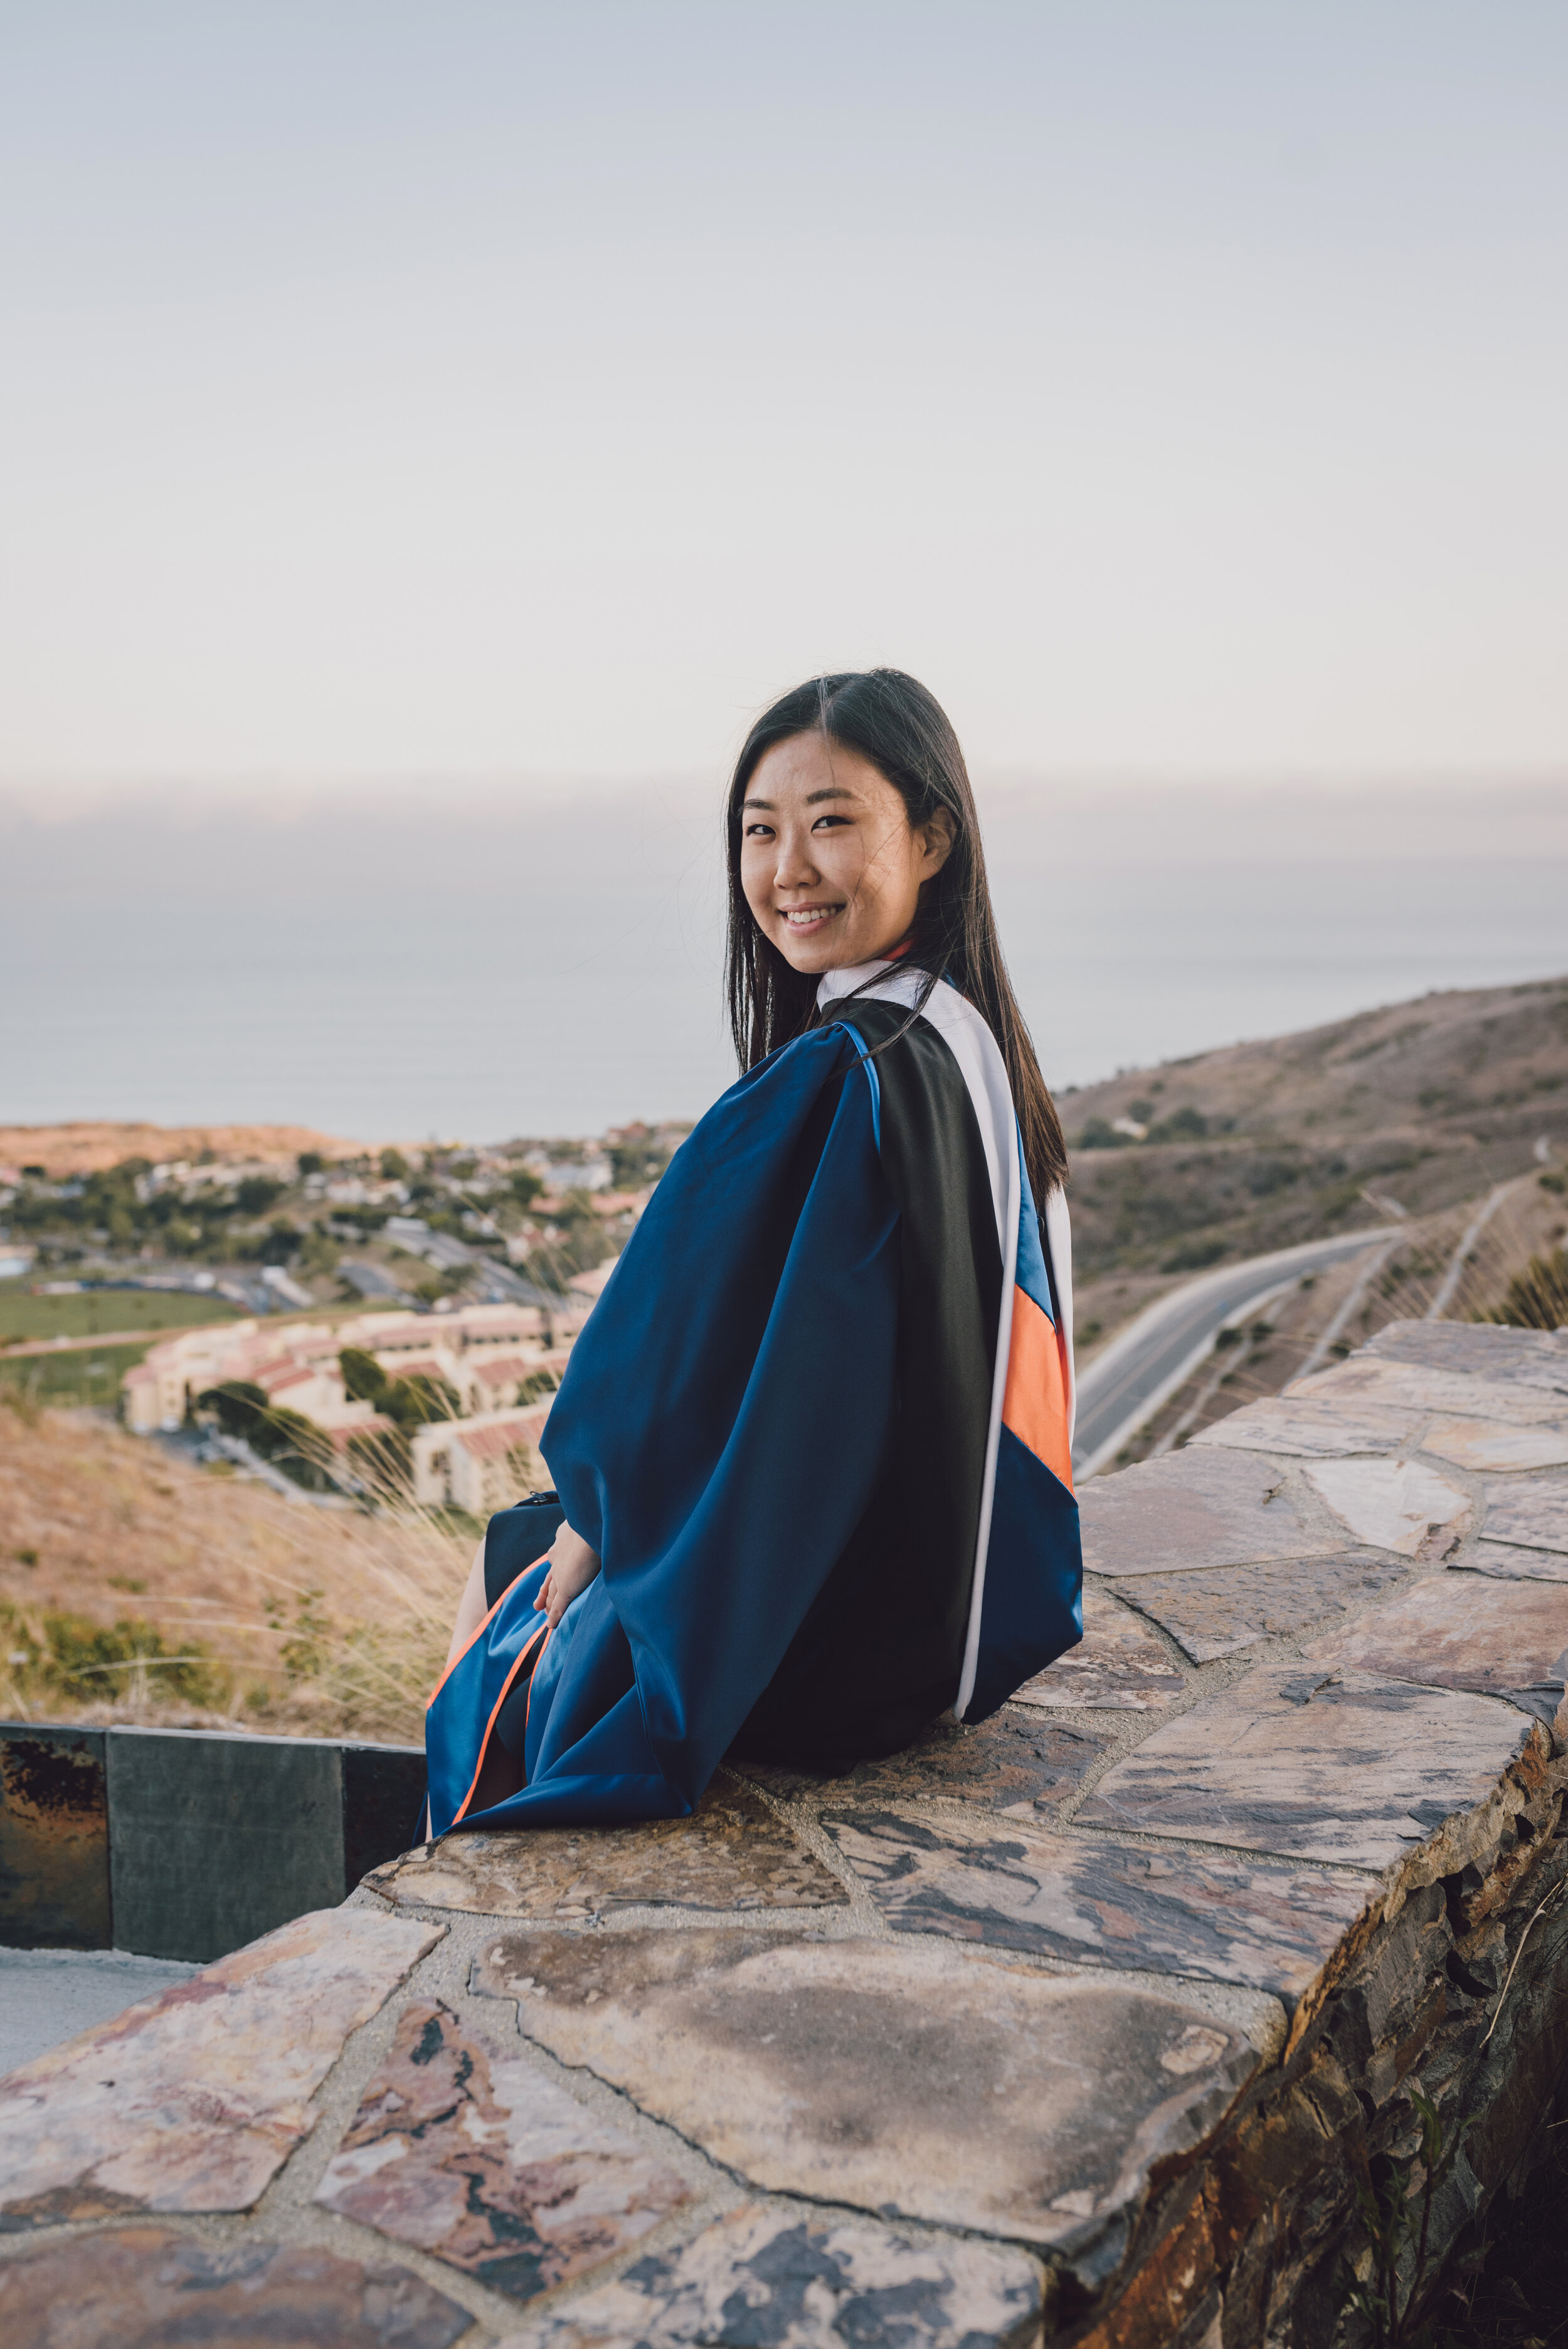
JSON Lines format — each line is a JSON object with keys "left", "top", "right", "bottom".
{"left": 424, "top": 670, "right": 1081, "bottom": 1835}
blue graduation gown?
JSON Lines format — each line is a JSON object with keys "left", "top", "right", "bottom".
{"left": 425, "top": 965, "right": 1081, "bottom": 1834}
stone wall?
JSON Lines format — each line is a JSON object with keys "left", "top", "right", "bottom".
{"left": 0, "top": 1726, "right": 425, "bottom": 1958}
{"left": 1, "top": 1320, "right": 1566, "bottom": 2347}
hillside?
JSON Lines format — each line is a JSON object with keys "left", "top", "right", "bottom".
{"left": 0, "top": 1121, "right": 364, "bottom": 1177}
{"left": 0, "top": 1392, "right": 465, "bottom": 1740}
{"left": 1060, "top": 972, "right": 1568, "bottom": 1281}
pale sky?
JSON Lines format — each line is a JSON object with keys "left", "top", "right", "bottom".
{"left": 2, "top": 1, "right": 1564, "bottom": 784}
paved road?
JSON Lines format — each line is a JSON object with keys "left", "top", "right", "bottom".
{"left": 1072, "top": 1227, "right": 1397, "bottom": 1476}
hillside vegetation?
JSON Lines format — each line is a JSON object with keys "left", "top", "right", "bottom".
{"left": 1061, "top": 973, "right": 1568, "bottom": 1280}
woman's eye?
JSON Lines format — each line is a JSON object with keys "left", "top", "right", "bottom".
{"left": 812, "top": 814, "right": 849, "bottom": 831}
{"left": 743, "top": 822, "right": 774, "bottom": 839}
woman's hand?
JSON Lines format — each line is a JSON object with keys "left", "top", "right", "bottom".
{"left": 534, "top": 1520, "right": 601, "bottom": 1631}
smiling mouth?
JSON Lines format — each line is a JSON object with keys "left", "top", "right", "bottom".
{"left": 780, "top": 904, "right": 843, "bottom": 931}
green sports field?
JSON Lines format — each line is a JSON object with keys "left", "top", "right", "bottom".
{"left": 0, "top": 1284, "right": 241, "bottom": 1344}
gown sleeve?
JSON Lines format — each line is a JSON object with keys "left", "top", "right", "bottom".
{"left": 423, "top": 1022, "right": 901, "bottom": 1832}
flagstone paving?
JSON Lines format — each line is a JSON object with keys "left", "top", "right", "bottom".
{"left": 1302, "top": 1456, "right": 1471, "bottom": 1556}
{"left": 1077, "top": 1664, "right": 1539, "bottom": 1868}
{"left": 742, "top": 1709, "right": 1113, "bottom": 1816}
{"left": 365, "top": 1778, "right": 845, "bottom": 1917}
{"left": 1190, "top": 1396, "right": 1422, "bottom": 1456}
{"left": 317, "top": 1998, "right": 692, "bottom": 2303}
{"left": 0, "top": 1906, "right": 441, "bottom": 2225}
{"left": 471, "top": 1927, "right": 1258, "bottom": 2252}
{"left": 1292, "top": 1357, "right": 1568, "bottom": 1423}
{"left": 6, "top": 1321, "right": 1568, "bottom": 2349}
{"left": 0, "top": 2228, "right": 470, "bottom": 2349}
{"left": 1473, "top": 1537, "right": 1568, "bottom": 1583}
{"left": 1107, "top": 1548, "right": 1407, "bottom": 1662}
{"left": 819, "top": 1807, "right": 1372, "bottom": 2004}
{"left": 1365, "top": 1320, "right": 1568, "bottom": 1391}
{"left": 491, "top": 2202, "right": 1044, "bottom": 2349}
{"left": 1079, "top": 1446, "right": 1343, "bottom": 1576}
{"left": 1421, "top": 1417, "right": 1568, "bottom": 1473}
{"left": 1303, "top": 1573, "right": 1568, "bottom": 1714}
{"left": 1480, "top": 1470, "right": 1568, "bottom": 1554}
{"left": 1012, "top": 1584, "right": 1186, "bottom": 1709}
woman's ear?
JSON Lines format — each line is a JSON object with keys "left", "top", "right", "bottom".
{"left": 921, "top": 806, "right": 957, "bottom": 875}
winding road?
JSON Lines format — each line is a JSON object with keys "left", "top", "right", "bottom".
{"left": 1071, "top": 1226, "right": 1399, "bottom": 1477}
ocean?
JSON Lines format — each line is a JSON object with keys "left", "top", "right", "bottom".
{"left": 2, "top": 778, "right": 1563, "bottom": 1143}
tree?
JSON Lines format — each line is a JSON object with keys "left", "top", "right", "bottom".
{"left": 198, "top": 1381, "right": 270, "bottom": 1438}
{"left": 236, "top": 1176, "right": 284, "bottom": 1216}
{"left": 384, "top": 1372, "right": 462, "bottom": 1428}
{"left": 297, "top": 1152, "right": 325, "bottom": 1177}
{"left": 379, "top": 1148, "right": 411, "bottom": 1182}
{"left": 339, "top": 1346, "right": 389, "bottom": 1406}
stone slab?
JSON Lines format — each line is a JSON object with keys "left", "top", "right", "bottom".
{"left": 1290, "top": 1358, "right": 1568, "bottom": 1425}
{"left": 492, "top": 2200, "right": 1044, "bottom": 2349}
{"left": 0, "top": 1905, "right": 442, "bottom": 2224}
{"left": 342, "top": 1741, "right": 428, "bottom": 1889}
{"left": 0, "top": 1724, "right": 110, "bottom": 1952}
{"left": 1365, "top": 1320, "right": 1568, "bottom": 1394}
{"left": 0, "top": 1948, "right": 194, "bottom": 2076}
{"left": 1012, "top": 1587, "right": 1186, "bottom": 1710}
{"left": 821, "top": 1807, "right": 1371, "bottom": 2005}
{"left": 1078, "top": 1664, "right": 1534, "bottom": 1869}
{"left": 473, "top": 1926, "right": 1257, "bottom": 2252}
{"left": 1190, "top": 1397, "right": 1421, "bottom": 1457}
{"left": 317, "top": 1996, "right": 691, "bottom": 2302}
{"left": 1109, "top": 1549, "right": 1411, "bottom": 1663}
{"left": 0, "top": 2227, "right": 469, "bottom": 2349}
{"left": 1471, "top": 1539, "right": 1568, "bottom": 1584}
{"left": 1302, "top": 1458, "right": 1471, "bottom": 1556}
{"left": 1421, "top": 1418, "right": 1568, "bottom": 1473}
{"left": 741, "top": 1709, "right": 1111, "bottom": 1817}
{"left": 1079, "top": 1449, "right": 1341, "bottom": 1577}
{"left": 1303, "top": 1574, "right": 1568, "bottom": 1707}
{"left": 1481, "top": 1471, "right": 1568, "bottom": 1556}
{"left": 366, "top": 1779, "right": 844, "bottom": 1917}
{"left": 105, "top": 1726, "right": 345, "bottom": 1961}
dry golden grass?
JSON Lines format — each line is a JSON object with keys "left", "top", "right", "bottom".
{"left": 0, "top": 1395, "right": 487, "bottom": 1744}
{"left": 0, "top": 1120, "right": 363, "bottom": 1177}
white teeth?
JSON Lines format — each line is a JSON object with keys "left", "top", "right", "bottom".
{"left": 783, "top": 907, "right": 835, "bottom": 925}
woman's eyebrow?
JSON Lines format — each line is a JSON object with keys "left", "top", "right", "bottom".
{"left": 741, "top": 786, "right": 857, "bottom": 810}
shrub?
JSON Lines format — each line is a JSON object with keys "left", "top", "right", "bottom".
{"left": 1, "top": 1599, "right": 228, "bottom": 1710}
{"left": 1483, "top": 1248, "right": 1568, "bottom": 1332}
{"left": 1148, "top": 1106, "right": 1209, "bottom": 1142}
{"left": 1162, "top": 1237, "right": 1228, "bottom": 1273}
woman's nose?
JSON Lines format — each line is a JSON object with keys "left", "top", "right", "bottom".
{"left": 773, "top": 828, "right": 819, "bottom": 888}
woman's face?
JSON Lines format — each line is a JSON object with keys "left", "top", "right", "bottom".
{"left": 739, "top": 732, "right": 954, "bottom": 975}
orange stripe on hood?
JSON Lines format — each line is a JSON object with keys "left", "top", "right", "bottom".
{"left": 1002, "top": 1283, "right": 1074, "bottom": 1491}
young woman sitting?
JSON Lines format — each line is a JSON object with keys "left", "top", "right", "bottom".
{"left": 424, "top": 669, "right": 1081, "bottom": 1833}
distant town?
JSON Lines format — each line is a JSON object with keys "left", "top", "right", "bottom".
{"left": 0, "top": 1123, "right": 691, "bottom": 1512}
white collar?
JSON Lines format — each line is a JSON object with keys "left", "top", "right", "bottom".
{"left": 815, "top": 958, "right": 906, "bottom": 1009}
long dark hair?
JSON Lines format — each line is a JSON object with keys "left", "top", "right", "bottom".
{"left": 724, "top": 669, "right": 1069, "bottom": 1202}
